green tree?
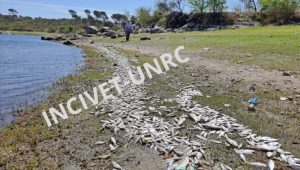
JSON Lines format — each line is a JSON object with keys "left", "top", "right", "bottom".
{"left": 208, "top": 0, "right": 227, "bottom": 12}
{"left": 111, "top": 14, "right": 128, "bottom": 23}
{"left": 94, "top": 11, "right": 108, "bottom": 24}
{"left": 68, "top": 10, "right": 80, "bottom": 36}
{"left": 188, "top": 0, "right": 209, "bottom": 13}
{"left": 8, "top": 9, "right": 18, "bottom": 16}
{"left": 260, "top": 0, "right": 299, "bottom": 21}
{"left": 136, "top": 7, "right": 152, "bottom": 26}
{"left": 130, "top": 15, "right": 137, "bottom": 24}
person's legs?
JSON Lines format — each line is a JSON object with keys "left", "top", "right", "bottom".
{"left": 126, "top": 32, "right": 130, "bottom": 41}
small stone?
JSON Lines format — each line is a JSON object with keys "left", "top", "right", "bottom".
{"left": 283, "top": 71, "right": 292, "bottom": 76}
{"left": 203, "top": 47, "right": 210, "bottom": 51}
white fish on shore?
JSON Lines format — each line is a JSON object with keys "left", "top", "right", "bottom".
{"left": 111, "top": 137, "right": 117, "bottom": 146}
{"left": 247, "top": 162, "right": 267, "bottom": 167}
{"left": 112, "top": 161, "right": 124, "bottom": 170}
{"left": 268, "top": 160, "right": 275, "bottom": 170}
{"left": 95, "top": 141, "right": 106, "bottom": 145}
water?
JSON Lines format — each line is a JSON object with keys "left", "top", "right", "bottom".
{"left": 0, "top": 34, "right": 83, "bottom": 127}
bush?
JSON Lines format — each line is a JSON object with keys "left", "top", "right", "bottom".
{"left": 59, "top": 26, "right": 73, "bottom": 34}
{"left": 46, "top": 26, "right": 56, "bottom": 33}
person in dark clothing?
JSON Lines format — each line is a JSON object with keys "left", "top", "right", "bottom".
{"left": 124, "top": 21, "right": 133, "bottom": 41}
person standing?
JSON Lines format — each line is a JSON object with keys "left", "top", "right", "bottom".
{"left": 124, "top": 21, "right": 133, "bottom": 41}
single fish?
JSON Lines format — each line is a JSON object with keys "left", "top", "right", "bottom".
{"left": 268, "top": 160, "right": 275, "bottom": 170}
{"left": 112, "top": 161, "right": 123, "bottom": 170}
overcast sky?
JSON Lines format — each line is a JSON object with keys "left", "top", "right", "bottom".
{"left": 0, "top": 0, "right": 240, "bottom": 19}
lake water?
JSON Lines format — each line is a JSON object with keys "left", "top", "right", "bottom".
{"left": 0, "top": 34, "right": 83, "bottom": 127}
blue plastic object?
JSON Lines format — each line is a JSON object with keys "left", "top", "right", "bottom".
{"left": 248, "top": 98, "right": 258, "bottom": 104}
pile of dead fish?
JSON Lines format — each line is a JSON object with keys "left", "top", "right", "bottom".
{"left": 92, "top": 46, "right": 300, "bottom": 170}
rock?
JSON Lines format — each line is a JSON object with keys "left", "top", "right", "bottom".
{"left": 63, "top": 40, "right": 73, "bottom": 45}
{"left": 100, "top": 27, "right": 110, "bottom": 33}
{"left": 294, "top": 89, "right": 300, "bottom": 94}
{"left": 249, "top": 85, "right": 256, "bottom": 92}
{"left": 0, "top": 32, "right": 2, "bottom": 34}
{"left": 102, "top": 31, "right": 116, "bottom": 37}
{"left": 203, "top": 47, "right": 210, "bottom": 51}
{"left": 138, "top": 28, "right": 149, "bottom": 33}
{"left": 41, "top": 36, "right": 54, "bottom": 41}
{"left": 149, "top": 26, "right": 166, "bottom": 34}
{"left": 283, "top": 71, "right": 292, "bottom": 76}
{"left": 140, "top": 37, "right": 151, "bottom": 41}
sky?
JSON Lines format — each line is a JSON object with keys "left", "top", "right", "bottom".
{"left": 0, "top": 0, "right": 239, "bottom": 19}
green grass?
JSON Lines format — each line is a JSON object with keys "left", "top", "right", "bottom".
{"left": 104, "top": 25, "right": 300, "bottom": 72}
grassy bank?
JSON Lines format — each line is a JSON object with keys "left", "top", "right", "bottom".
{"left": 0, "top": 46, "right": 113, "bottom": 169}
{"left": 103, "top": 25, "right": 300, "bottom": 73}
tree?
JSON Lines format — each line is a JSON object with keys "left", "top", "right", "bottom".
{"left": 94, "top": 11, "right": 108, "bottom": 24}
{"left": 260, "top": 0, "right": 299, "bottom": 21}
{"left": 84, "top": 9, "right": 91, "bottom": 16}
{"left": 188, "top": 0, "right": 209, "bottom": 13}
{"left": 169, "top": 0, "right": 186, "bottom": 13}
{"left": 130, "top": 15, "right": 137, "bottom": 24}
{"left": 111, "top": 14, "right": 128, "bottom": 23}
{"left": 8, "top": 9, "right": 18, "bottom": 16}
{"left": 208, "top": 0, "right": 227, "bottom": 12}
{"left": 156, "top": 0, "right": 172, "bottom": 13}
{"left": 68, "top": 10, "right": 80, "bottom": 36}
{"left": 84, "top": 9, "right": 94, "bottom": 22}
{"left": 240, "top": 0, "right": 259, "bottom": 11}
{"left": 136, "top": 7, "right": 152, "bottom": 26}
{"left": 68, "top": 10, "right": 79, "bottom": 19}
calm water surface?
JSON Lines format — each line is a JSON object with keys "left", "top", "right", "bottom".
{"left": 0, "top": 34, "right": 83, "bottom": 127}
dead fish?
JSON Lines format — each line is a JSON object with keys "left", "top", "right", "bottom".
{"left": 240, "top": 153, "right": 247, "bottom": 162}
{"left": 247, "top": 162, "right": 267, "bottom": 167}
{"left": 112, "top": 161, "right": 123, "bottom": 170}
{"left": 174, "top": 150, "right": 185, "bottom": 157}
{"left": 178, "top": 117, "right": 187, "bottom": 126}
{"left": 267, "top": 151, "right": 276, "bottom": 158}
{"left": 157, "top": 146, "right": 166, "bottom": 154}
{"left": 224, "top": 135, "right": 238, "bottom": 147}
{"left": 189, "top": 113, "right": 199, "bottom": 122}
{"left": 95, "top": 141, "right": 106, "bottom": 145}
{"left": 109, "top": 144, "right": 118, "bottom": 151}
{"left": 175, "top": 156, "right": 189, "bottom": 170}
{"left": 234, "top": 149, "right": 255, "bottom": 155}
{"left": 268, "top": 160, "right": 275, "bottom": 170}
{"left": 97, "top": 155, "right": 111, "bottom": 159}
{"left": 111, "top": 137, "right": 117, "bottom": 146}
{"left": 220, "top": 163, "right": 232, "bottom": 170}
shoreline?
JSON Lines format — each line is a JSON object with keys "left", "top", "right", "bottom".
{"left": 0, "top": 32, "right": 84, "bottom": 128}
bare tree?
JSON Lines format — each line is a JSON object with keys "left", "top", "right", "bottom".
{"left": 169, "top": 0, "right": 186, "bottom": 13}
{"left": 240, "top": 0, "right": 259, "bottom": 12}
